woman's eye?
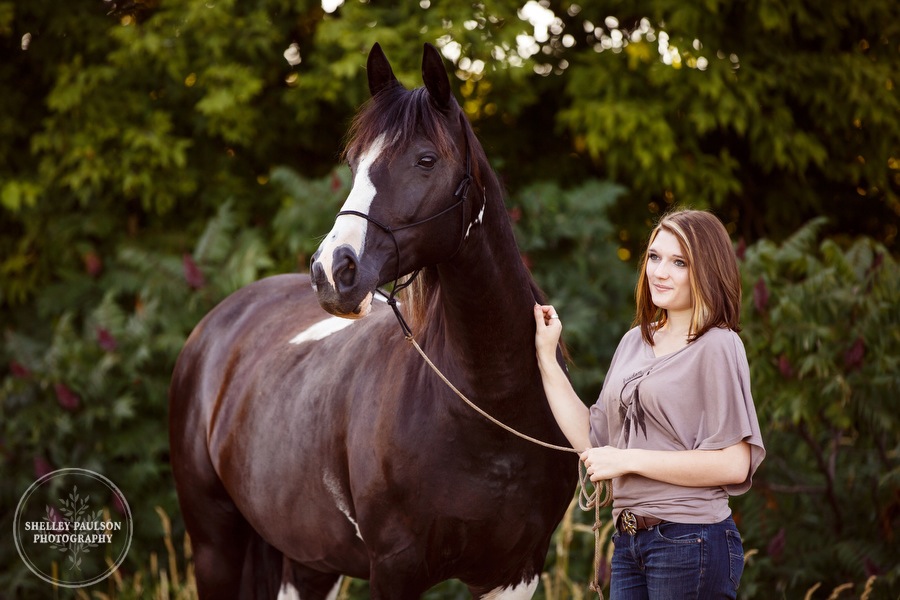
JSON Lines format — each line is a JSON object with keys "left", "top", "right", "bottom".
{"left": 648, "top": 253, "right": 659, "bottom": 261}
{"left": 674, "top": 260, "right": 687, "bottom": 268}
{"left": 417, "top": 156, "right": 436, "bottom": 169}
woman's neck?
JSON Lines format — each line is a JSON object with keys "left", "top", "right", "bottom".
{"left": 653, "top": 310, "right": 692, "bottom": 356}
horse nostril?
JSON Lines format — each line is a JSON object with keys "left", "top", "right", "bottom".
{"left": 337, "top": 260, "right": 356, "bottom": 289}
{"left": 310, "top": 261, "right": 325, "bottom": 287}
{"left": 334, "top": 259, "right": 356, "bottom": 290}
{"left": 332, "top": 246, "right": 361, "bottom": 292}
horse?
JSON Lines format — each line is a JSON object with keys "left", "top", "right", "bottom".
{"left": 169, "top": 42, "right": 577, "bottom": 599}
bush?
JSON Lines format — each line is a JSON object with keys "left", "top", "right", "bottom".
{"left": 733, "top": 218, "right": 900, "bottom": 599}
{"left": 0, "top": 170, "right": 349, "bottom": 598}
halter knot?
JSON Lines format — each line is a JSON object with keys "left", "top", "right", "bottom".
{"left": 454, "top": 174, "right": 471, "bottom": 202}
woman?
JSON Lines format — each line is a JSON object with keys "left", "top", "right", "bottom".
{"left": 534, "top": 209, "right": 765, "bottom": 599}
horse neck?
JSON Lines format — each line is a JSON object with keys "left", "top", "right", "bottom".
{"left": 430, "top": 175, "right": 542, "bottom": 403}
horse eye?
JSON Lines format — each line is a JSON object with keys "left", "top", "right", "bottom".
{"left": 417, "top": 155, "right": 437, "bottom": 169}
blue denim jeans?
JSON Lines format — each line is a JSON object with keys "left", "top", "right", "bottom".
{"left": 610, "top": 515, "right": 744, "bottom": 599}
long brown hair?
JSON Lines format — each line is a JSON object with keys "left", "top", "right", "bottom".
{"left": 634, "top": 209, "right": 742, "bottom": 345}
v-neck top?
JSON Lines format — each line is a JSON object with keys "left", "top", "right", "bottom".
{"left": 589, "top": 326, "right": 766, "bottom": 524}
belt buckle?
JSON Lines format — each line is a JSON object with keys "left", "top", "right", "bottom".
{"left": 621, "top": 510, "right": 638, "bottom": 535}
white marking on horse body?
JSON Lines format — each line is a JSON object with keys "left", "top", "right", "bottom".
{"left": 276, "top": 576, "right": 343, "bottom": 600}
{"left": 315, "top": 135, "right": 386, "bottom": 289}
{"left": 480, "top": 577, "right": 539, "bottom": 600}
{"left": 277, "top": 581, "right": 302, "bottom": 600}
{"left": 289, "top": 317, "right": 355, "bottom": 345}
{"left": 464, "top": 190, "right": 486, "bottom": 239}
{"left": 323, "top": 469, "right": 364, "bottom": 541}
{"left": 324, "top": 578, "right": 342, "bottom": 600}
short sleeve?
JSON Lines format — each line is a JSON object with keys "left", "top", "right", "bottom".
{"left": 587, "top": 328, "right": 639, "bottom": 449}
{"left": 588, "top": 402, "right": 609, "bottom": 448}
{"left": 695, "top": 330, "right": 766, "bottom": 495}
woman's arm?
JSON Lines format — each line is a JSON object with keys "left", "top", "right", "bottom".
{"left": 533, "top": 304, "right": 592, "bottom": 451}
{"left": 580, "top": 441, "right": 752, "bottom": 487}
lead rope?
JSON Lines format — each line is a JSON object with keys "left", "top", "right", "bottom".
{"left": 403, "top": 333, "right": 613, "bottom": 597}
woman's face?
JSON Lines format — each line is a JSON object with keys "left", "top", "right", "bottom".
{"left": 645, "top": 229, "right": 693, "bottom": 314}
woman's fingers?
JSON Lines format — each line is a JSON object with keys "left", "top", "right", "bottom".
{"left": 534, "top": 304, "right": 560, "bottom": 326}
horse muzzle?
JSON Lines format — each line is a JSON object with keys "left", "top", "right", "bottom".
{"left": 310, "top": 245, "right": 378, "bottom": 319}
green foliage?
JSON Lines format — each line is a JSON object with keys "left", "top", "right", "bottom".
{"left": 0, "top": 171, "right": 349, "bottom": 599}
{"left": 513, "top": 179, "right": 635, "bottom": 395}
{"left": 555, "top": 0, "right": 900, "bottom": 254}
{"left": 4, "top": 0, "right": 898, "bottom": 307}
{"left": 733, "top": 219, "right": 900, "bottom": 599}
{"left": 267, "top": 165, "right": 352, "bottom": 270}
{"left": 1, "top": 0, "right": 899, "bottom": 598}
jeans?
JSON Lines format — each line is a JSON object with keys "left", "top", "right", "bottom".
{"left": 610, "top": 515, "right": 744, "bottom": 599}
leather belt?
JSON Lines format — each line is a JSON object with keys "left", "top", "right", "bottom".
{"left": 617, "top": 509, "right": 664, "bottom": 535}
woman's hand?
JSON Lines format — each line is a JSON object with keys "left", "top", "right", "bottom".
{"left": 580, "top": 446, "right": 628, "bottom": 482}
{"left": 533, "top": 304, "right": 562, "bottom": 361}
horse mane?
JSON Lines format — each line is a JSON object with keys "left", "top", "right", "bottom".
{"left": 398, "top": 267, "right": 548, "bottom": 336}
{"left": 342, "top": 85, "right": 460, "bottom": 166}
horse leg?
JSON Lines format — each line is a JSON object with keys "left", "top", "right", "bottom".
{"left": 181, "top": 479, "right": 282, "bottom": 599}
{"left": 184, "top": 480, "right": 341, "bottom": 600}
{"left": 172, "top": 430, "right": 283, "bottom": 599}
{"left": 280, "top": 559, "right": 342, "bottom": 600}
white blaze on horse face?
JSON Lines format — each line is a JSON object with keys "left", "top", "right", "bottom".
{"left": 315, "top": 135, "right": 387, "bottom": 290}
{"left": 480, "top": 577, "right": 539, "bottom": 600}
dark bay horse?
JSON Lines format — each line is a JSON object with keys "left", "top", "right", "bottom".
{"left": 169, "top": 43, "right": 576, "bottom": 599}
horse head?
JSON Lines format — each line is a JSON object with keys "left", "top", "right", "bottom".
{"left": 310, "top": 43, "right": 481, "bottom": 318}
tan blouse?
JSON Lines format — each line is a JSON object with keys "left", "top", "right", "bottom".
{"left": 589, "top": 326, "right": 766, "bottom": 524}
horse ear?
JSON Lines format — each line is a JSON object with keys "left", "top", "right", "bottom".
{"left": 422, "top": 43, "right": 452, "bottom": 110}
{"left": 367, "top": 42, "right": 399, "bottom": 97}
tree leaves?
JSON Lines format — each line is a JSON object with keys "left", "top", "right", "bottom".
{"left": 735, "top": 219, "right": 900, "bottom": 595}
